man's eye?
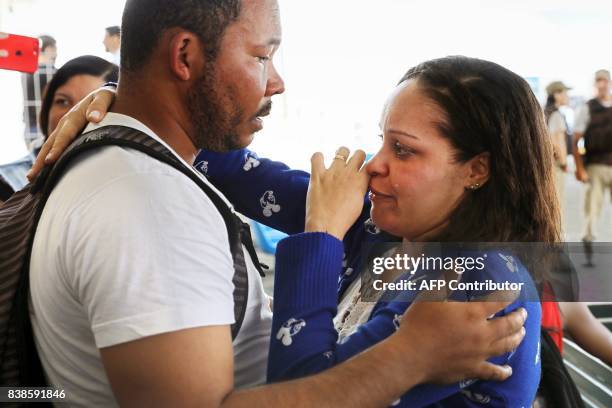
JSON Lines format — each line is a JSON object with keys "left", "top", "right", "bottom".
{"left": 257, "top": 56, "right": 270, "bottom": 63}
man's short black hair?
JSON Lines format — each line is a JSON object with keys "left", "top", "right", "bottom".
{"left": 121, "top": 0, "right": 241, "bottom": 73}
{"left": 105, "top": 26, "right": 121, "bottom": 37}
{"left": 38, "top": 35, "right": 56, "bottom": 52}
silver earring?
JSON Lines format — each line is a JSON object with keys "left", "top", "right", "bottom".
{"left": 468, "top": 183, "right": 481, "bottom": 190}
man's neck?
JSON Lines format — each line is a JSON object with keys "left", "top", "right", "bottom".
{"left": 596, "top": 91, "right": 611, "bottom": 103}
{"left": 112, "top": 81, "right": 199, "bottom": 164}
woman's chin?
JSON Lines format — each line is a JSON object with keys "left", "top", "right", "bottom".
{"left": 370, "top": 210, "right": 400, "bottom": 237}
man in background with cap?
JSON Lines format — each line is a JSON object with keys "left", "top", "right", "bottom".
{"left": 573, "top": 69, "right": 612, "bottom": 265}
{"left": 545, "top": 80, "right": 572, "bottom": 207}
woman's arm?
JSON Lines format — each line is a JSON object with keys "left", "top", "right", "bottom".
{"left": 197, "top": 149, "right": 309, "bottom": 234}
{"left": 268, "top": 233, "right": 459, "bottom": 406}
{"left": 560, "top": 302, "right": 612, "bottom": 366}
{"left": 268, "top": 234, "right": 535, "bottom": 407}
{"left": 198, "top": 149, "right": 373, "bottom": 243}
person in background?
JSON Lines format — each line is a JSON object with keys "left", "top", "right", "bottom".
{"left": 38, "top": 55, "right": 118, "bottom": 138}
{"left": 0, "top": 55, "right": 117, "bottom": 191}
{"left": 21, "top": 34, "right": 57, "bottom": 149}
{"left": 544, "top": 81, "right": 572, "bottom": 209}
{"left": 103, "top": 26, "right": 121, "bottom": 65}
{"left": 573, "top": 69, "right": 612, "bottom": 265}
{"left": 4, "top": 34, "right": 55, "bottom": 190}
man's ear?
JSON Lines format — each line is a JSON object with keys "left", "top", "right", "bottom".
{"left": 167, "top": 31, "right": 205, "bottom": 82}
{"left": 465, "top": 152, "right": 490, "bottom": 189}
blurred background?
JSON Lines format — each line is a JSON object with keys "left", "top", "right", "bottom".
{"left": 1, "top": 0, "right": 611, "bottom": 165}
{"left": 1, "top": 1, "right": 611, "bottom": 254}
{"left": 2, "top": 0, "right": 611, "bottom": 241}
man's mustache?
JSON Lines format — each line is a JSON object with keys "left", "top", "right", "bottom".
{"left": 254, "top": 101, "right": 272, "bottom": 118}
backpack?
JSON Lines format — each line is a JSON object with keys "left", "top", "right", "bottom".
{"left": 0, "top": 175, "right": 14, "bottom": 202}
{"left": 0, "top": 125, "right": 262, "bottom": 390}
{"left": 537, "top": 328, "right": 586, "bottom": 408}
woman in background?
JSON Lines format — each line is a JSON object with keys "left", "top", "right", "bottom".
{"left": 0, "top": 55, "right": 117, "bottom": 191}
{"left": 39, "top": 55, "right": 118, "bottom": 139}
{"left": 544, "top": 81, "right": 572, "bottom": 206}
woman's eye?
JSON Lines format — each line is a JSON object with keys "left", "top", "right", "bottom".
{"left": 392, "top": 141, "right": 414, "bottom": 157}
{"left": 257, "top": 56, "right": 270, "bottom": 63}
{"left": 53, "top": 98, "right": 70, "bottom": 107}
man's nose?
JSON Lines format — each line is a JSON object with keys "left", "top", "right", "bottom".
{"left": 266, "top": 64, "right": 285, "bottom": 97}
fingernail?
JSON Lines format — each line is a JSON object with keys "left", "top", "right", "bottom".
{"left": 505, "top": 365, "right": 513, "bottom": 375}
{"left": 521, "top": 308, "right": 528, "bottom": 321}
{"left": 26, "top": 170, "right": 32, "bottom": 179}
{"left": 88, "top": 110, "right": 101, "bottom": 121}
{"left": 45, "top": 152, "right": 54, "bottom": 163}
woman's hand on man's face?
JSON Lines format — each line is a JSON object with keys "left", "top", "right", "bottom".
{"left": 305, "top": 147, "right": 370, "bottom": 241}
{"left": 27, "top": 87, "right": 116, "bottom": 181}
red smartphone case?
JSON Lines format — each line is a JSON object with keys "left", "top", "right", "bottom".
{"left": 0, "top": 33, "right": 39, "bottom": 73}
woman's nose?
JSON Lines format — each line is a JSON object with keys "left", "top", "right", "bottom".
{"left": 365, "top": 148, "right": 388, "bottom": 178}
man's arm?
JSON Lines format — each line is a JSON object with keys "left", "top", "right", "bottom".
{"left": 573, "top": 131, "right": 588, "bottom": 182}
{"left": 101, "top": 326, "right": 235, "bottom": 407}
{"left": 100, "top": 324, "right": 422, "bottom": 408}
{"left": 572, "top": 105, "right": 589, "bottom": 182}
{"left": 100, "top": 299, "right": 525, "bottom": 408}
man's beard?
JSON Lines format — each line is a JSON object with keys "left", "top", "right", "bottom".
{"left": 187, "top": 66, "right": 244, "bottom": 152}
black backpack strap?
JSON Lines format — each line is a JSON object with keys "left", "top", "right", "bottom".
{"left": 538, "top": 328, "right": 586, "bottom": 408}
{"left": 31, "top": 125, "right": 250, "bottom": 339}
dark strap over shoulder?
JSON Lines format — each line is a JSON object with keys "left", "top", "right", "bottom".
{"left": 36, "top": 125, "right": 251, "bottom": 338}
{"left": 538, "top": 328, "right": 586, "bottom": 408}
{"left": 1, "top": 125, "right": 254, "bottom": 390}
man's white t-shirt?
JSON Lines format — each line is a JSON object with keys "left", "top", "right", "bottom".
{"left": 29, "top": 113, "right": 272, "bottom": 407}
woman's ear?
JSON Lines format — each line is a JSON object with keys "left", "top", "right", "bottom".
{"left": 465, "top": 152, "right": 490, "bottom": 190}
